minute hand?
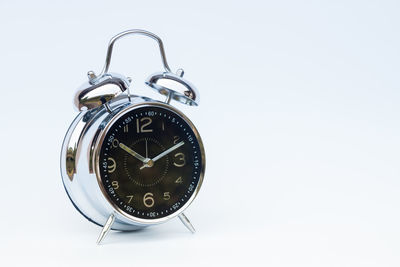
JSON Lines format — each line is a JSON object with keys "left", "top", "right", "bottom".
{"left": 152, "top": 141, "right": 185, "bottom": 162}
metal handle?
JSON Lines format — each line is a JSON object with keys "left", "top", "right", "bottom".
{"left": 100, "top": 29, "right": 172, "bottom": 76}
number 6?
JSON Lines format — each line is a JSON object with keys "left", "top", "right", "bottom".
{"left": 143, "top": 192, "right": 154, "bottom": 208}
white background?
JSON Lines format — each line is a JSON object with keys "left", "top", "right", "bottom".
{"left": 0, "top": 0, "right": 399, "bottom": 266}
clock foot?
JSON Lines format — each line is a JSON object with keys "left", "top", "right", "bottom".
{"left": 178, "top": 213, "right": 196, "bottom": 233}
{"left": 96, "top": 213, "right": 115, "bottom": 245}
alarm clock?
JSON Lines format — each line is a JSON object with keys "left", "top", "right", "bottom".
{"left": 60, "top": 29, "right": 205, "bottom": 244}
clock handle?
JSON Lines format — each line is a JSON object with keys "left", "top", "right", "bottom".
{"left": 100, "top": 29, "right": 172, "bottom": 76}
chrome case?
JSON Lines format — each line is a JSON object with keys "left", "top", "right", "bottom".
{"left": 60, "top": 96, "right": 205, "bottom": 231}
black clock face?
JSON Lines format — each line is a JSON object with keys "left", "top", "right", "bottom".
{"left": 97, "top": 104, "right": 204, "bottom": 220}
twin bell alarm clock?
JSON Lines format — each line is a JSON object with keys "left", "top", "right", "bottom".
{"left": 60, "top": 29, "right": 205, "bottom": 244}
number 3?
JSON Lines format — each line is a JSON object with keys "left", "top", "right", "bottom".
{"left": 173, "top": 153, "right": 186, "bottom": 167}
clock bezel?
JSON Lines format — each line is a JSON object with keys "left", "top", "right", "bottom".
{"left": 93, "top": 101, "right": 205, "bottom": 225}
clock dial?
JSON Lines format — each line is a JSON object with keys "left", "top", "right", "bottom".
{"left": 97, "top": 104, "right": 204, "bottom": 220}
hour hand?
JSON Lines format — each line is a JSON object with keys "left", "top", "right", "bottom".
{"left": 119, "top": 143, "right": 147, "bottom": 163}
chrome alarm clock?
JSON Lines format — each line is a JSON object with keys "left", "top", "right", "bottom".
{"left": 60, "top": 30, "right": 205, "bottom": 244}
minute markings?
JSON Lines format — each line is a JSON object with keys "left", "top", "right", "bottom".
{"left": 99, "top": 106, "right": 202, "bottom": 219}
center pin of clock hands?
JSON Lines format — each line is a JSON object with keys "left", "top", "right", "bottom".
{"left": 140, "top": 141, "right": 185, "bottom": 170}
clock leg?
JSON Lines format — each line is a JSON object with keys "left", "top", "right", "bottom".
{"left": 178, "top": 213, "right": 196, "bottom": 233}
{"left": 96, "top": 213, "right": 115, "bottom": 245}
